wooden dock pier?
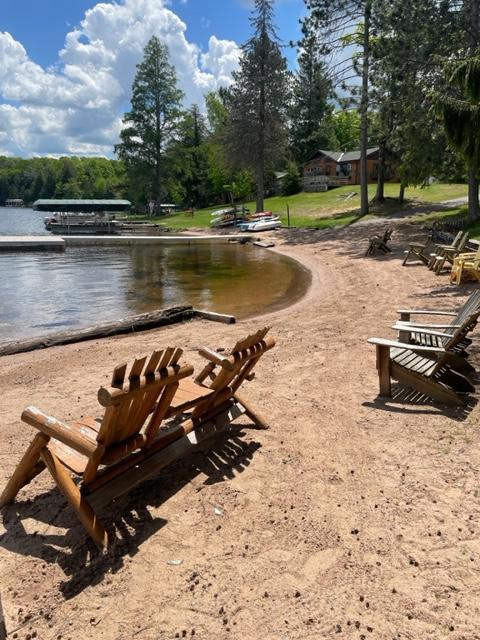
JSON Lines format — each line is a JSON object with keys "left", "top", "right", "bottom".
{"left": 0, "top": 236, "right": 65, "bottom": 251}
{"left": 0, "top": 234, "right": 255, "bottom": 251}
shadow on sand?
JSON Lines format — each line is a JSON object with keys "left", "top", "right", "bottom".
{"left": 0, "top": 425, "right": 261, "bottom": 598}
{"left": 363, "top": 382, "right": 478, "bottom": 422}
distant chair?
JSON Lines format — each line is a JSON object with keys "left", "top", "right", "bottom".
{"left": 403, "top": 231, "right": 440, "bottom": 266}
{"left": 429, "top": 231, "right": 470, "bottom": 274}
{"left": 365, "top": 228, "right": 393, "bottom": 256}
{"left": 450, "top": 248, "right": 480, "bottom": 284}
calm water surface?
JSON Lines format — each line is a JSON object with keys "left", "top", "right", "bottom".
{"left": 0, "top": 208, "right": 310, "bottom": 342}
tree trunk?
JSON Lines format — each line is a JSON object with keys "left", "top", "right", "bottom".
{"left": 256, "top": 163, "right": 264, "bottom": 213}
{"left": 398, "top": 182, "right": 405, "bottom": 204}
{"left": 359, "top": 0, "right": 371, "bottom": 216}
{"left": 468, "top": 167, "right": 480, "bottom": 221}
{"left": 373, "top": 139, "right": 386, "bottom": 202}
{"left": 256, "top": 34, "right": 266, "bottom": 213}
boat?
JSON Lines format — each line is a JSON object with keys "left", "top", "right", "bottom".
{"left": 245, "top": 218, "right": 282, "bottom": 232}
{"left": 44, "top": 212, "right": 164, "bottom": 236}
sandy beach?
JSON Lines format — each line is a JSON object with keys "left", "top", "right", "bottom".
{"left": 1, "top": 221, "right": 480, "bottom": 640}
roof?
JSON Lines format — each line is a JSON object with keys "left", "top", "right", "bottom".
{"left": 308, "top": 147, "right": 380, "bottom": 163}
{"left": 33, "top": 199, "right": 131, "bottom": 212}
{"left": 33, "top": 199, "right": 131, "bottom": 206}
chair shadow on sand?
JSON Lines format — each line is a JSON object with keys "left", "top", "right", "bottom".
{"left": 0, "top": 425, "right": 261, "bottom": 599}
{"left": 363, "top": 382, "right": 478, "bottom": 421}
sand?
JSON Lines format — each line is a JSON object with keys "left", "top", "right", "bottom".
{"left": 1, "top": 221, "right": 480, "bottom": 640}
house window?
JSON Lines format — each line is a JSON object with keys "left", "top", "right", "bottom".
{"left": 338, "top": 163, "right": 351, "bottom": 177}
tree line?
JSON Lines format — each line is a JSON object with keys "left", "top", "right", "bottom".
{"left": 3, "top": 0, "right": 480, "bottom": 218}
{"left": 0, "top": 156, "right": 126, "bottom": 206}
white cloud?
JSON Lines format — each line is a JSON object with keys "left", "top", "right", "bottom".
{"left": 0, "top": 0, "right": 241, "bottom": 157}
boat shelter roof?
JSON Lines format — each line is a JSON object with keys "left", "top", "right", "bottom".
{"left": 33, "top": 199, "right": 131, "bottom": 212}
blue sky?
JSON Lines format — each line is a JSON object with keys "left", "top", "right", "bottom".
{"left": 1, "top": 0, "right": 305, "bottom": 69}
{"left": 0, "top": 0, "right": 306, "bottom": 157}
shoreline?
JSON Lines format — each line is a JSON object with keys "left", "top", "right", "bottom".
{"left": 0, "top": 237, "right": 314, "bottom": 354}
{"left": 1, "top": 222, "right": 480, "bottom": 639}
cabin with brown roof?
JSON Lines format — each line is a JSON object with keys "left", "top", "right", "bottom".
{"left": 303, "top": 148, "right": 394, "bottom": 191}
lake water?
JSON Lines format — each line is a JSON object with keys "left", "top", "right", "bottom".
{"left": 0, "top": 207, "right": 310, "bottom": 342}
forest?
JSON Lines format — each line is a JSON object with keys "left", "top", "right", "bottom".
{"left": 2, "top": 0, "right": 480, "bottom": 218}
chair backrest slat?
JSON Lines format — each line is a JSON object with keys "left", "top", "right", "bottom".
{"left": 95, "top": 349, "right": 192, "bottom": 449}
{"left": 192, "top": 328, "right": 275, "bottom": 418}
{"left": 111, "top": 362, "right": 128, "bottom": 388}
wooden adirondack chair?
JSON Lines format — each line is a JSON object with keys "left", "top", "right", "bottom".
{"left": 425, "top": 231, "right": 464, "bottom": 269}
{"left": 167, "top": 327, "right": 276, "bottom": 430}
{"left": 0, "top": 348, "right": 204, "bottom": 548}
{"left": 368, "top": 337, "right": 476, "bottom": 406}
{"left": 403, "top": 232, "right": 441, "bottom": 266}
{"left": 450, "top": 248, "right": 480, "bottom": 284}
{"left": 394, "top": 290, "right": 480, "bottom": 353}
{"left": 365, "top": 228, "right": 393, "bottom": 257}
{"left": 430, "top": 232, "right": 470, "bottom": 274}
{"left": 368, "top": 307, "right": 480, "bottom": 405}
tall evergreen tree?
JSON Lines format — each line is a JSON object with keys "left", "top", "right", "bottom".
{"left": 369, "top": 0, "right": 452, "bottom": 202}
{"left": 437, "top": 57, "right": 480, "bottom": 220}
{"left": 115, "top": 36, "right": 184, "bottom": 204}
{"left": 225, "top": 0, "right": 290, "bottom": 212}
{"left": 446, "top": 0, "right": 480, "bottom": 218}
{"left": 174, "top": 105, "right": 211, "bottom": 207}
{"left": 303, "top": 0, "right": 375, "bottom": 215}
{"left": 290, "top": 33, "right": 333, "bottom": 162}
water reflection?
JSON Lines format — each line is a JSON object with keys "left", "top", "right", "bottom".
{"left": 0, "top": 243, "right": 310, "bottom": 342}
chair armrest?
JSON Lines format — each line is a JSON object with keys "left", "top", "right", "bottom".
{"left": 198, "top": 347, "right": 234, "bottom": 370}
{"left": 397, "top": 309, "right": 457, "bottom": 317}
{"left": 21, "top": 406, "right": 97, "bottom": 458}
{"left": 368, "top": 337, "right": 445, "bottom": 353}
{"left": 392, "top": 324, "right": 451, "bottom": 338}
{"left": 395, "top": 321, "right": 461, "bottom": 329}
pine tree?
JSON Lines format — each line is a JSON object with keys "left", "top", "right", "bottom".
{"left": 290, "top": 33, "right": 333, "bottom": 162}
{"left": 115, "top": 36, "right": 184, "bottom": 204}
{"left": 225, "top": 0, "right": 290, "bottom": 212}
{"left": 175, "top": 105, "right": 211, "bottom": 207}
{"left": 438, "top": 57, "right": 480, "bottom": 220}
{"left": 369, "top": 0, "right": 452, "bottom": 202}
{"left": 303, "top": 0, "right": 375, "bottom": 215}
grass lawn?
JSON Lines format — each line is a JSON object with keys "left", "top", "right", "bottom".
{"left": 128, "top": 183, "right": 469, "bottom": 231}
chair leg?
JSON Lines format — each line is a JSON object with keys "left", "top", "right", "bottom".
{"left": 234, "top": 392, "right": 270, "bottom": 429}
{"left": 0, "top": 433, "right": 49, "bottom": 508}
{"left": 376, "top": 345, "right": 391, "bottom": 397}
{"left": 40, "top": 448, "right": 108, "bottom": 550}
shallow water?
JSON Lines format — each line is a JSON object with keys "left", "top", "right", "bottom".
{"left": 0, "top": 208, "right": 310, "bottom": 342}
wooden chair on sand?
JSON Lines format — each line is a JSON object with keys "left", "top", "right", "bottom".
{"left": 167, "top": 327, "right": 275, "bottom": 430}
{"left": 368, "top": 308, "right": 480, "bottom": 406}
{"left": 450, "top": 248, "right": 480, "bottom": 284}
{"left": 429, "top": 231, "right": 470, "bottom": 274}
{"left": 402, "top": 231, "right": 463, "bottom": 267}
{"left": 365, "top": 228, "right": 393, "bottom": 257}
{"left": 394, "top": 289, "right": 480, "bottom": 353}
{"left": 0, "top": 330, "right": 275, "bottom": 549}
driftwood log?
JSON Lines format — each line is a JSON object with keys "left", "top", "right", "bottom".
{"left": 0, "top": 306, "right": 235, "bottom": 357}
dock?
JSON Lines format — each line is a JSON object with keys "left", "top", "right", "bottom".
{"left": 0, "top": 236, "right": 65, "bottom": 251}
{"left": 0, "top": 234, "right": 255, "bottom": 252}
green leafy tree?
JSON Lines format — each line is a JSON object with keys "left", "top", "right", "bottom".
{"left": 331, "top": 110, "right": 362, "bottom": 150}
{"left": 115, "top": 36, "right": 184, "bottom": 204}
{"left": 225, "top": 0, "right": 290, "bottom": 212}
{"left": 282, "top": 162, "right": 301, "bottom": 195}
